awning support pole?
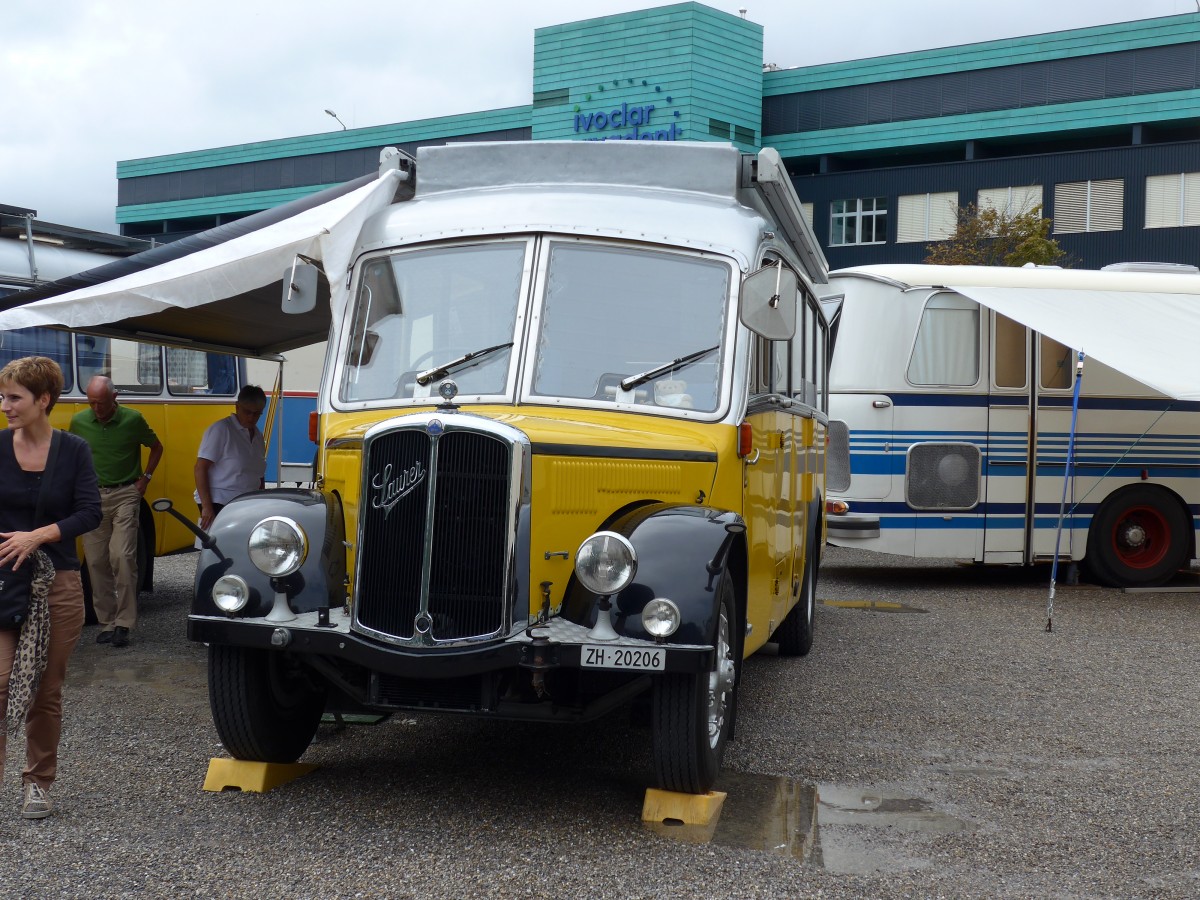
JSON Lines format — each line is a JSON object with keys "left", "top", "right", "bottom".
{"left": 1047, "top": 350, "right": 1085, "bottom": 632}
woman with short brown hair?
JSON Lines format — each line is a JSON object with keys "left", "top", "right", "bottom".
{"left": 0, "top": 356, "right": 101, "bottom": 819}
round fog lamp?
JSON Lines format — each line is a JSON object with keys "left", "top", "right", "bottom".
{"left": 212, "top": 574, "right": 251, "bottom": 613}
{"left": 248, "top": 516, "right": 307, "bottom": 576}
{"left": 575, "top": 531, "right": 637, "bottom": 595}
{"left": 641, "top": 598, "right": 681, "bottom": 638}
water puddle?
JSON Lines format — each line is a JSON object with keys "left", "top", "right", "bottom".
{"left": 67, "top": 654, "right": 207, "bottom": 692}
{"left": 821, "top": 599, "right": 928, "bottom": 613}
{"left": 646, "top": 771, "right": 967, "bottom": 874}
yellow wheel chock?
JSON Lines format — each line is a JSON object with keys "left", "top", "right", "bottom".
{"left": 202, "top": 758, "right": 317, "bottom": 793}
{"left": 641, "top": 788, "right": 727, "bottom": 826}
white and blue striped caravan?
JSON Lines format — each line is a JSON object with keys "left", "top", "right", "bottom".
{"left": 824, "top": 263, "right": 1200, "bottom": 588}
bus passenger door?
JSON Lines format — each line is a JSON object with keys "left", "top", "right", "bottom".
{"left": 743, "top": 335, "right": 795, "bottom": 635}
{"left": 983, "top": 312, "right": 1033, "bottom": 562}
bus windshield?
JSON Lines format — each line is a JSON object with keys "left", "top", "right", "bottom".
{"left": 339, "top": 242, "right": 526, "bottom": 403}
{"left": 530, "top": 244, "right": 729, "bottom": 412}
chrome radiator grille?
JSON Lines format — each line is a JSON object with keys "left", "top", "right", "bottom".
{"left": 356, "top": 423, "right": 513, "bottom": 644}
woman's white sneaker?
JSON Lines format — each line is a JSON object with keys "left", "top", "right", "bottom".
{"left": 21, "top": 782, "right": 51, "bottom": 819}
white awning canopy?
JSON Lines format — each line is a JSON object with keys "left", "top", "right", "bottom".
{"left": 0, "top": 169, "right": 403, "bottom": 358}
{"left": 831, "top": 265, "right": 1200, "bottom": 402}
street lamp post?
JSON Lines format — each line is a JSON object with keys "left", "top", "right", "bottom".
{"left": 324, "top": 109, "right": 347, "bottom": 130}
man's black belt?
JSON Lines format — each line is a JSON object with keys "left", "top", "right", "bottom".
{"left": 99, "top": 478, "right": 139, "bottom": 489}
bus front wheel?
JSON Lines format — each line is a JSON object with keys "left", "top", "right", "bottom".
{"left": 1086, "top": 486, "right": 1190, "bottom": 588}
{"left": 208, "top": 645, "right": 326, "bottom": 763}
{"left": 651, "top": 569, "right": 737, "bottom": 794}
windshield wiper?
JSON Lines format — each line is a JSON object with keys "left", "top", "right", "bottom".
{"left": 415, "top": 342, "right": 514, "bottom": 386}
{"left": 620, "top": 345, "right": 720, "bottom": 392}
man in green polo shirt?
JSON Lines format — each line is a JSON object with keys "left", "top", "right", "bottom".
{"left": 69, "top": 376, "right": 164, "bottom": 648}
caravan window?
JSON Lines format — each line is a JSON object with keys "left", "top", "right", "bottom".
{"left": 993, "top": 314, "right": 1027, "bottom": 389}
{"left": 1040, "top": 335, "right": 1074, "bottom": 390}
{"left": 908, "top": 293, "right": 979, "bottom": 386}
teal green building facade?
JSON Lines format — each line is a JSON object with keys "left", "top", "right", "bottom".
{"left": 116, "top": 3, "right": 1200, "bottom": 269}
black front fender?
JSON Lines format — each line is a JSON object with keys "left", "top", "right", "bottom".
{"left": 193, "top": 489, "right": 346, "bottom": 617}
{"left": 563, "top": 503, "right": 745, "bottom": 645}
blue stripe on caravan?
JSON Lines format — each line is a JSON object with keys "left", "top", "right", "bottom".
{"left": 887, "top": 394, "right": 990, "bottom": 407}
{"left": 1039, "top": 396, "right": 1200, "bottom": 412}
{"left": 865, "top": 393, "right": 1200, "bottom": 414}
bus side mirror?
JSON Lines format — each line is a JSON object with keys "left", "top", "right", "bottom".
{"left": 740, "top": 264, "right": 797, "bottom": 340}
{"left": 282, "top": 262, "right": 321, "bottom": 315}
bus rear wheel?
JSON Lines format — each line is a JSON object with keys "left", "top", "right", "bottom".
{"left": 1086, "top": 486, "right": 1189, "bottom": 588}
{"left": 776, "top": 525, "right": 818, "bottom": 657}
{"left": 208, "top": 645, "right": 326, "bottom": 763}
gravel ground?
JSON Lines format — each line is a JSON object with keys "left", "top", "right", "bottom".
{"left": 1, "top": 546, "right": 1197, "bottom": 899}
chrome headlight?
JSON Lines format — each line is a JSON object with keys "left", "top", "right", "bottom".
{"left": 641, "top": 598, "right": 681, "bottom": 638}
{"left": 247, "top": 516, "right": 308, "bottom": 576}
{"left": 212, "top": 574, "right": 250, "bottom": 613}
{"left": 575, "top": 531, "right": 637, "bottom": 595}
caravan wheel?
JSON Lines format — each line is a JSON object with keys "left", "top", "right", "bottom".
{"left": 1086, "top": 486, "right": 1189, "bottom": 588}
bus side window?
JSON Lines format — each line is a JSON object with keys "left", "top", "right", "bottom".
{"left": 751, "top": 336, "right": 789, "bottom": 395}
{"left": 167, "top": 348, "right": 237, "bottom": 395}
{"left": 1040, "top": 335, "right": 1074, "bottom": 390}
{"left": 908, "top": 294, "right": 980, "bottom": 386}
{"left": 1, "top": 328, "right": 74, "bottom": 392}
{"left": 815, "top": 303, "right": 828, "bottom": 412}
{"left": 993, "top": 313, "right": 1027, "bottom": 389}
{"left": 77, "top": 336, "right": 163, "bottom": 394}
{"left": 790, "top": 292, "right": 823, "bottom": 407}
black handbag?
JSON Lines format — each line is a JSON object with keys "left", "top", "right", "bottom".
{"left": 0, "top": 431, "right": 61, "bottom": 629}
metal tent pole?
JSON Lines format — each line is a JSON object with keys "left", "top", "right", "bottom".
{"left": 1047, "top": 350, "right": 1086, "bottom": 632}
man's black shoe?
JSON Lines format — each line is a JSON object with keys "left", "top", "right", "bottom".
{"left": 111, "top": 627, "right": 130, "bottom": 648}
{"left": 96, "top": 630, "right": 114, "bottom": 644}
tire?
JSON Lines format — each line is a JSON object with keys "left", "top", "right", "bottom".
{"left": 651, "top": 569, "right": 738, "bottom": 794}
{"left": 208, "top": 645, "right": 326, "bottom": 763}
{"left": 776, "top": 526, "right": 818, "bottom": 657}
{"left": 1086, "top": 486, "right": 1190, "bottom": 588}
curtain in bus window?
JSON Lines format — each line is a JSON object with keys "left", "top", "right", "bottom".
{"left": 165, "top": 347, "right": 210, "bottom": 394}
{"left": 0, "top": 328, "right": 74, "bottom": 392}
{"left": 908, "top": 294, "right": 979, "bottom": 386}
{"left": 207, "top": 355, "right": 237, "bottom": 395}
{"left": 137, "top": 344, "right": 160, "bottom": 384}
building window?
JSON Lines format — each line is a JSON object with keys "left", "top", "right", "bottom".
{"left": 830, "top": 197, "right": 887, "bottom": 246}
{"left": 897, "top": 192, "right": 958, "bottom": 243}
{"left": 1145, "top": 173, "right": 1200, "bottom": 229}
{"left": 977, "top": 186, "right": 1043, "bottom": 217}
{"left": 532, "top": 88, "right": 569, "bottom": 109}
{"left": 733, "top": 125, "right": 755, "bottom": 144}
{"left": 801, "top": 202, "right": 814, "bottom": 225}
{"left": 1054, "top": 179, "right": 1124, "bottom": 233}
{"left": 708, "top": 119, "right": 731, "bottom": 138}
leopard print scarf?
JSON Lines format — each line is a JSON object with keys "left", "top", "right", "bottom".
{"left": 5, "top": 550, "right": 54, "bottom": 735}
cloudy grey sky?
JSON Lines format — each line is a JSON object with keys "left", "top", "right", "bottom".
{"left": 2, "top": 0, "right": 1195, "bottom": 233}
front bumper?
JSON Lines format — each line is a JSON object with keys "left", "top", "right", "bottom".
{"left": 188, "top": 611, "right": 714, "bottom": 677}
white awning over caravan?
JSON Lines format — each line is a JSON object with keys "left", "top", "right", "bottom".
{"left": 0, "top": 169, "right": 404, "bottom": 358}
{"left": 830, "top": 264, "right": 1200, "bottom": 402}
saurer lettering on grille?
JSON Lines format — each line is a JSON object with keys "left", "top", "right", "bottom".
{"left": 370, "top": 460, "right": 426, "bottom": 518}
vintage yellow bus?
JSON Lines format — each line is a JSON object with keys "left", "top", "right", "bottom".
{"left": 180, "top": 141, "right": 835, "bottom": 794}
